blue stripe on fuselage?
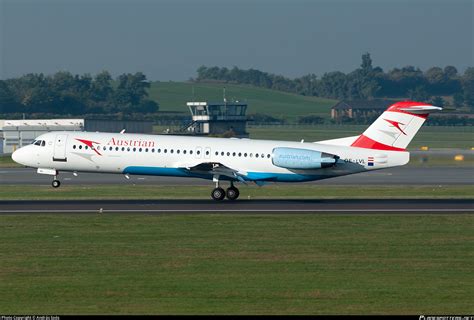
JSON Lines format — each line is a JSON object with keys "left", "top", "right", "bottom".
{"left": 122, "top": 166, "right": 324, "bottom": 182}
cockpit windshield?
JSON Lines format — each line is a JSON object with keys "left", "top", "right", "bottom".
{"left": 32, "top": 140, "right": 46, "bottom": 146}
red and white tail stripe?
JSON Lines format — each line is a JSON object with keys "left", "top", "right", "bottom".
{"left": 351, "top": 101, "right": 442, "bottom": 151}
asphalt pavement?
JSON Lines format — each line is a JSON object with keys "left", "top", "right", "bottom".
{"left": 0, "top": 166, "right": 472, "bottom": 185}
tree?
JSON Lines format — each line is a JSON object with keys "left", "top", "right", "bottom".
{"left": 114, "top": 72, "right": 150, "bottom": 108}
{"left": 444, "top": 66, "right": 458, "bottom": 78}
{"left": 462, "top": 67, "right": 474, "bottom": 110}
{"left": 0, "top": 80, "right": 20, "bottom": 113}
{"left": 360, "top": 52, "right": 373, "bottom": 75}
{"left": 430, "top": 96, "right": 444, "bottom": 107}
{"left": 91, "top": 71, "right": 113, "bottom": 102}
{"left": 408, "top": 86, "right": 429, "bottom": 101}
{"left": 425, "top": 67, "right": 445, "bottom": 85}
{"left": 453, "top": 92, "right": 464, "bottom": 108}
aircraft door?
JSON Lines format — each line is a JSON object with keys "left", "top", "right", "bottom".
{"left": 53, "top": 134, "right": 68, "bottom": 162}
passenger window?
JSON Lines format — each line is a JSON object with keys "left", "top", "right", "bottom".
{"left": 215, "top": 151, "right": 218, "bottom": 156}
{"left": 171, "top": 149, "right": 174, "bottom": 154}
{"left": 139, "top": 148, "right": 142, "bottom": 152}
{"left": 183, "top": 150, "right": 187, "bottom": 154}
{"left": 145, "top": 148, "right": 148, "bottom": 152}
{"left": 267, "top": 154, "right": 271, "bottom": 158}
{"left": 79, "top": 145, "right": 83, "bottom": 149}
{"left": 227, "top": 152, "right": 230, "bottom": 156}
{"left": 232, "top": 152, "right": 236, "bottom": 156}
{"left": 121, "top": 147, "right": 125, "bottom": 151}
{"left": 85, "top": 146, "right": 89, "bottom": 150}
{"left": 177, "top": 150, "right": 180, "bottom": 154}
{"left": 244, "top": 153, "right": 247, "bottom": 157}
{"left": 164, "top": 149, "right": 167, "bottom": 153}
{"left": 73, "top": 145, "right": 76, "bottom": 149}
{"left": 151, "top": 148, "right": 155, "bottom": 153}
{"left": 190, "top": 150, "right": 193, "bottom": 155}
{"left": 127, "top": 147, "right": 130, "bottom": 152}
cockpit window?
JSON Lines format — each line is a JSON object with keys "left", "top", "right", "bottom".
{"left": 33, "top": 140, "right": 46, "bottom": 146}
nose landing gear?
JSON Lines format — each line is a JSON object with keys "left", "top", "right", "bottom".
{"left": 52, "top": 173, "right": 60, "bottom": 188}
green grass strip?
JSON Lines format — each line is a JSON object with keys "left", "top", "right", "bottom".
{"left": 0, "top": 184, "right": 472, "bottom": 200}
{"left": 0, "top": 213, "right": 472, "bottom": 314}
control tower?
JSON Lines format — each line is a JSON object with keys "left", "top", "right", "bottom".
{"left": 186, "top": 101, "right": 248, "bottom": 137}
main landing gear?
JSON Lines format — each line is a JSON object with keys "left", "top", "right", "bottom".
{"left": 211, "top": 181, "right": 240, "bottom": 201}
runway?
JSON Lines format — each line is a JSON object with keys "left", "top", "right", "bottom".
{"left": 0, "top": 199, "right": 472, "bottom": 214}
{"left": 0, "top": 166, "right": 473, "bottom": 185}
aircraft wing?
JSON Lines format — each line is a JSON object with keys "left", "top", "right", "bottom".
{"left": 179, "top": 162, "right": 248, "bottom": 182}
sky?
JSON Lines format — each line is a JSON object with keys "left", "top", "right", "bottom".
{"left": 0, "top": 0, "right": 472, "bottom": 81}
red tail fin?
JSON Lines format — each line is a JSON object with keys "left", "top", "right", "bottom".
{"left": 351, "top": 101, "right": 442, "bottom": 151}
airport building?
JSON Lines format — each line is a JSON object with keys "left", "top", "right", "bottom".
{"left": 184, "top": 101, "right": 249, "bottom": 137}
{"left": 0, "top": 119, "right": 84, "bottom": 154}
{"left": 0, "top": 119, "right": 153, "bottom": 154}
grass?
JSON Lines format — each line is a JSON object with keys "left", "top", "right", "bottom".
{"left": 0, "top": 185, "right": 473, "bottom": 201}
{"left": 409, "top": 153, "right": 474, "bottom": 166}
{"left": 0, "top": 213, "right": 472, "bottom": 314}
{"left": 148, "top": 81, "right": 337, "bottom": 121}
{"left": 0, "top": 155, "right": 20, "bottom": 168}
{"left": 247, "top": 124, "right": 474, "bottom": 149}
{"left": 152, "top": 124, "right": 473, "bottom": 150}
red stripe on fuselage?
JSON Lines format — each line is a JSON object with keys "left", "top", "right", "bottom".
{"left": 351, "top": 135, "right": 406, "bottom": 151}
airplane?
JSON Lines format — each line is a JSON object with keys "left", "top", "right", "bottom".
{"left": 11, "top": 101, "right": 441, "bottom": 201}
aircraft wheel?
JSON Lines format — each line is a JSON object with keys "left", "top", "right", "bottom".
{"left": 226, "top": 186, "right": 240, "bottom": 200}
{"left": 52, "top": 180, "right": 61, "bottom": 188}
{"left": 211, "top": 187, "right": 225, "bottom": 201}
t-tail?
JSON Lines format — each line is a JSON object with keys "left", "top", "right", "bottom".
{"left": 350, "top": 101, "right": 442, "bottom": 151}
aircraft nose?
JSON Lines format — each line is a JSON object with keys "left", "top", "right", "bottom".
{"left": 11, "top": 147, "right": 27, "bottom": 166}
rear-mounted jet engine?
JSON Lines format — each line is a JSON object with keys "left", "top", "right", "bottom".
{"left": 272, "top": 147, "right": 339, "bottom": 170}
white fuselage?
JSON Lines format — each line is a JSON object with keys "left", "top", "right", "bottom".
{"left": 12, "top": 131, "right": 409, "bottom": 183}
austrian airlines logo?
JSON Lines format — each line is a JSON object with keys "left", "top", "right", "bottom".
{"left": 75, "top": 138, "right": 102, "bottom": 156}
{"left": 383, "top": 119, "right": 406, "bottom": 135}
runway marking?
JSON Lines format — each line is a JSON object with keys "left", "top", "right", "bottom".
{"left": 0, "top": 209, "right": 472, "bottom": 213}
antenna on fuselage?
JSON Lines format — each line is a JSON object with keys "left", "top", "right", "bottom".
{"left": 120, "top": 129, "right": 126, "bottom": 134}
